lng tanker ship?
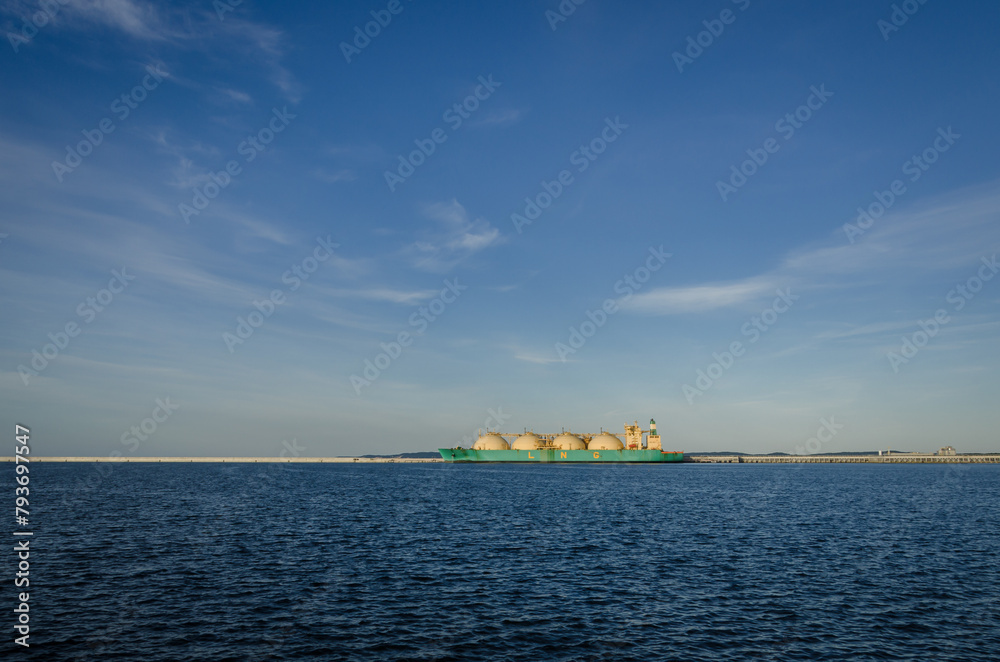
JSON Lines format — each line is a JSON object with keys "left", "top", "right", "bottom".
{"left": 439, "top": 419, "right": 683, "bottom": 463}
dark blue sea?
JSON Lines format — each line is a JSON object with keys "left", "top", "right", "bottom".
{"left": 10, "top": 462, "right": 1000, "bottom": 661}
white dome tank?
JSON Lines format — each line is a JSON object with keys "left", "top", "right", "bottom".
{"left": 552, "top": 433, "right": 586, "bottom": 450}
{"left": 511, "top": 433, "right": 542, "bottom": 450}
{"left": 473, "top": 434, "right": 510, "bottom": 450}
{"left": 588, "top": 433, "right": 624, "bottom": 450}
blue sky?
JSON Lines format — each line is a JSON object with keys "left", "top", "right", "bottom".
{"left": 2, "top": 0, "right": 999, "bottom": 456}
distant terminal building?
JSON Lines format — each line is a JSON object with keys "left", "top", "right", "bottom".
{"left": 937, "top": 446, "right": 957, "bottom": 456}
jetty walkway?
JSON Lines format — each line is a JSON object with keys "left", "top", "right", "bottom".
{"left": 686, "top": 454, "right": 1000, "bottom": 464}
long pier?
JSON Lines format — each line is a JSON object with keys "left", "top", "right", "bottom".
{"left": 686, "top": 454, "right": 1000, "bottom": 464}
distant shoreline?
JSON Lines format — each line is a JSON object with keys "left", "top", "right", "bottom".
{"left": 6, "top": 453, "right": 1000, "bottom": 464}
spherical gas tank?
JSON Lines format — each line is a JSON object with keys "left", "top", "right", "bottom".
{"left": 511, "top": 433, "right": 542, "bottom": 450}
{"left": 551, "top": 433, "right": 586, "bottom": 450}
{"left": 472, "top": 434, "right": 510, "bottom": 450}
{"left": 588, "top": 433, "right": 624, "bottom": 451}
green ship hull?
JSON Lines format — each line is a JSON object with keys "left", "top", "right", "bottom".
{"left": 438, "top": 448, "right": 683, "bottom": 463}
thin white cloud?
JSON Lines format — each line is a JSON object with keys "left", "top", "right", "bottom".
{"left": 314, "top": 169, "right": 356, "bottom": 184}
{"left": 406, "top": 199, "right": 502, "bottom": 272}
{"left": 15, "top": 1, "right": 300, "bottom": 103}
{"left": 326, "top": 288, "right": 437, "bottom": 304}
{"left": 814, "top": 321, "right": 915, "bottom": 341}
{"left": 785, "top": 183, "right": 1000, "bottom": 275}
{"left": 626, "top": 277, "right": 776, "bottom": 314}
{"left": 490, "top": 283, "right": 521, "bottom": 292}
{"left": 215, "top": 210, "right": 294, "bottom": 247}
{"left": 474, "top": 108, "right": 526, "bottom": 127}
{"left": 138, "top": 254, "right": 256, "bottom": 302}
{"left": 218, "top": 87, "right": 253, "bottom": 104}
{"left": 0, "top": 226, "right": 256, "bottom": 308}
{"left": 513, "top": 352, "right": 564, "bottom": 365}
{"left": 215, "top": 17, "right": 300, "bottom": 103}
{"left": 63, "top": 0, "right": 165, "bottom": 41}
{"left": 0, "top": 188, "right": 297, "bottom": 306}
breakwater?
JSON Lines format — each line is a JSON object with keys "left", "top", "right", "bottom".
{"left": 686, "top": 454, "right": 1000, "bottom": 463}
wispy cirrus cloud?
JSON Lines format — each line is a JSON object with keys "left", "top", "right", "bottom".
{"left": 215, "top": 17, "right": 300, "bottom": 103}
{"left": 625, "top": 181, "right": 1000, "bottom": 316}
{"left": 314, "top": 287, "right": 438, "bottom": 305}
{"left": 473, "top": 108, "right": 527, "bottom": 127}
{"left": 512, "top": 351, "right": 565, "bottom": 365}
{"left": 406, "top": 199, "right": 502, "bottom": 272}
{"left": 783, "top": 184, "right": 1000, "bottom": 276}
{"left": 62, "top": 0, "right": 165, "bottom": 40}
{"left": 213, "top": 210, "right": 295, "bottom": 247}
{"left": 625, "top": 277, "right": 777, "bottom": 314}
{"left": 4, "top": 0, "right": 299, "bottom": 103}
{"left": 313, "top": 168, "right": 356, "bottom": 184}
{"left": 217, "top": 87, "right": 253, "bottom": 105}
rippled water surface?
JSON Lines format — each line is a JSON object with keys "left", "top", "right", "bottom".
{"left": 13, "top": 462, "right": 1000, "bottom": 660}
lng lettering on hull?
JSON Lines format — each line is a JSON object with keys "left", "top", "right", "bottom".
{"left": 439, "top": 419, "right": 684, "bottom": 463}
